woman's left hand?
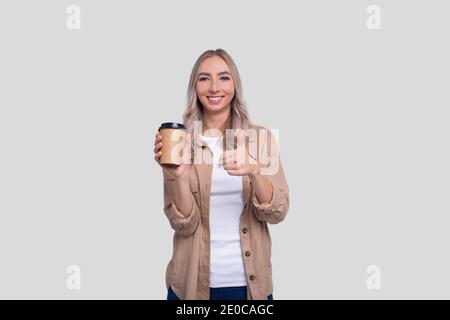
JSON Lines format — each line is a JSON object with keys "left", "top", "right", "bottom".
{"left": 220, "top": 130, "right": 260, "bottom": 177}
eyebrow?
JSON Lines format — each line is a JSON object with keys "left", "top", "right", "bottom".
{"left": 197, "top": 71, "right": 232, "bottom": 77}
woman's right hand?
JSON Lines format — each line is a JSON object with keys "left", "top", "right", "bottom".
{"left": 154, "top": 131, "right": 192, "bottom": 181}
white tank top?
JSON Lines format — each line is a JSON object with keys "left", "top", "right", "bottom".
{"left": 201, "top": 135, "right": 247, "bottom": 288}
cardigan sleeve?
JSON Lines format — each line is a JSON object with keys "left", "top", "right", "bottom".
{"left": 250, "top": 127, "right": 290, "bottom": 224}
{"left": 163, "top": 175, "right": 201, "bottom": 236}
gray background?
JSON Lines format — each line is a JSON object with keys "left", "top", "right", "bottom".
{"left": 0, "top": 0, "right": 449, "bottom": 299}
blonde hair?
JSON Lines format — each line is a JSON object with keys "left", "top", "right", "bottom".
{"left": 183, "top": 49, "right": 251, "bottom": 137}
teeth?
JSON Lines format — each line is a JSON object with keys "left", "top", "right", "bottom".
{"left": 208, "top": 96, "right": 223, "bottom": 101}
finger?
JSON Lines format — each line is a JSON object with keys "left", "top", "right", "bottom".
{"left": 222, "top": 150, "right": 232, "bottom": 159}
{"left": 153, "top": 142, "right": 163, "bottom": 153}
{"left": 222, "top": 151, "right": 236, "bottom": 163}
{"left": 154, "top": 151, "right": 161, "bottom": 163}
{"left": 223, "top": 154, "right": 244, "bottom": 166}
{"left": 237, "top": 128, "right": 246, "bottom": 141}
{"left": 235, "top": 143, "right": 247, "bottom": 157}
{"left": 235, "top": 129, "right": 247, "bottom": 148}
{"left": 226, "top": 169, "right": 241, "bottom": 176}
{"left": 222, "top": 156, "right": 233, "bottom": 165}
{"left": 154, "top": 136, "right": 162, "bottom": 146}
{"left": 153, "top": 145, "right": 161, "bottom": 154}
{"left": 223, "top": 163, "right": 240, "bottom": 171}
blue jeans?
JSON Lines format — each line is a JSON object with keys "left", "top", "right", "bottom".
{"left": 167, "top": 286, "right": 274, "bottom": 300}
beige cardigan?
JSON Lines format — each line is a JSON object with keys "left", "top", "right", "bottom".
{"left": 163, "top": 124, "right": 289, "bottom": 300}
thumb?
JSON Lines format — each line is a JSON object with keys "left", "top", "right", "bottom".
{"left": 236, "top": 128, "right": 247, "bottom": 151}
{"left": 237, "top": 128, "right": 246, "bottom": 140}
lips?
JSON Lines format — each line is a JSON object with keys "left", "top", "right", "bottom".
{"left": 206, "top": 96, "right": 225, "bottom": 104}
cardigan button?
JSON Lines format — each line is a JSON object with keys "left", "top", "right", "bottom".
{"left": 245, "top": 251, "right": 251, "bottom": 257}
{"left": 242, "top": 227, "right": 248, "bottom": 234}
{"left": 249, "top": 275, "right": 256, "bottom": 281}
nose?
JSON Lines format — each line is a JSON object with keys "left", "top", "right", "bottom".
{"left": 208, "top": 79, "right": 219, "bottom": 93}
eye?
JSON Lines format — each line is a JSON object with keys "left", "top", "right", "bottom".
{"left": 198, "top": 76, "right": 209, "bottom": 81}
{"left": 220, "top": 76, "right": 230, "bottom": 81}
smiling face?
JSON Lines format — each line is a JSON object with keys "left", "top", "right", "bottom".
{"left": 196, "top": 56, "right": 235, "bottom": 115}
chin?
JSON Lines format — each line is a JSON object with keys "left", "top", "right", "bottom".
{"left": 206, "top": 105, "right": 228, "bottom": 113}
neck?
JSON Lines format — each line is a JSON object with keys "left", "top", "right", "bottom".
{"left": 202, "top": 105, "right": 231, "bottom": 136}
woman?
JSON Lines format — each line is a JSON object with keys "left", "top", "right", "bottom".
{"left": 153, "top": 49, "right": 289, "bottom": 300}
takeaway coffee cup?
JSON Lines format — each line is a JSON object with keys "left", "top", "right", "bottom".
{"left": 158, "top": 122, "right": 188, "bottom": 167}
